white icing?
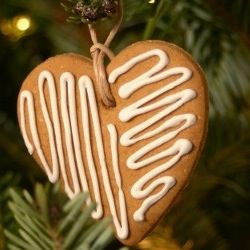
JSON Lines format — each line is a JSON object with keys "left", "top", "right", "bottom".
{"left": 78, "top": 76, "right": 128, "bottom": 238}
{"left": 109, "top": 49, "right": 169, "bottom": 98}
{"left": 20, "top": 90, "right": 59, "bottom": 183}
{"left": 20, "top": 75, "right": 59, "bottom": 183}
{"left": 20, "top": 71, "right": 128, "bottom": 239}
{"left": 60, "top": 72, "right": 81, "bottom": 195}
{"left": 20, "top": 47, "right": 197, "bottom": 236}
{"left": 131, "top": 140, "right": 190, "bottom": 222}
{"left": 78, "top": 76, "right": 103, "bottom": 219}
{"left": 109, "top": 48, "right": 197, "bottom": 222}
{"left": 38, "top": 71, "right": 75, "bottom": 197}
{"left": 133, "top": 176, "right": 176, "bottom": 222}
{"left": 107, "top": 124, "right": 129, "bottom": 239}
{"left": 60, "top": 73, "right": 93, "bottom": 214}
{"left": 20, "top": 91, "right": 36, "bottom": 155}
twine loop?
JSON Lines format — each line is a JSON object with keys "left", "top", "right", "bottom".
{"left": 90, "top": 43, "right": 115, "bottom": 61}
{"left": 88, "top": 0, "right": 123, "bottom": 108}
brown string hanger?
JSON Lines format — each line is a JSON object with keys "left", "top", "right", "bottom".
{"left": 88, "top": 0, "right": 123, "bottom": 108}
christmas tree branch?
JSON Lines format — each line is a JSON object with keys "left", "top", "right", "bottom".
{"left": 4, "top": 184, "right": 120, "bottom": 250}
{"left": 143, "top": 0, "right": 166, "bottom": 40}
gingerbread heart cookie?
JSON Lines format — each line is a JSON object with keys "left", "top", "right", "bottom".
{"left": 17, "top": 40, "right": 208, "bottom": 245}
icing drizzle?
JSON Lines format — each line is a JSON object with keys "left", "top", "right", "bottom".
{"left": 19, "top": 47, "right": 198, "bottom": 239}
{"left": 109, "top": 48, "right": 197, "bottom": 222}
{"left": 19, "top": 71, "right": 128, "bottom": 239}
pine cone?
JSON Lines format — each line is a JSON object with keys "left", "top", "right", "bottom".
{"left": 101, "top": 0, "right": 117, "bottom": 17}
{"left": 82, "top": 5, "right": 99, "bottom": 21}
{"left": 74, "top": 1, "right": 85, "bottom": 16}
{"left": 65, "top": 0, "right": 117, "bottom": 23}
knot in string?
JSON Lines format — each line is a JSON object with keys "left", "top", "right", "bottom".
{"left": 90, "top": 43, "right": 115, "bottom": 60}
{"left": 88, "top": 0, "right": 123, "bottom": 108}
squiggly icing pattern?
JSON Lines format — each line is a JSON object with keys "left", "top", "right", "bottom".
{"left": 19, "top": 48, "right": 197, "bottom": 239}
{"left": 109, "top": 49, "right": 197, "bottom": 221}
{"left": 20, "top": 71, "right": 128, "bottom": 239}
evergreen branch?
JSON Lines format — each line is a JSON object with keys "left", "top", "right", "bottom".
{"left": 35, "top": 183, "right": 49, "bottom": 225}
{"left": 19, "top": 229, "right": 43, "bottom": 250}
{"left": 79, "top": 217, "right": 112, "bottom": 244}
{"left": 62, "top": 202, "right": 96, "bottom": 248}
{"left": 7, "top": 244, "right": 22, "bottom": 250}
{"left": 0, "top": 173, "right": 20, "bottom": 249}
{"left": 141, "top": 0, "right": 250, "bottom": 117}
{"left": 23, "top": 190, "right": 35, "bottom": 205}
{"left": 91, "top": 227, "right": 114, "bottom": 250}
{"left": 9, "top": 189, "right": 41, "bottom": 220}
{"left": 4, "top": 184, "right": 117, "bottom": 250}
{"left": 5, "top": 230, "right": 35, "bottom": 250}
{"left": 1, "top": 0, "right": 250, "bottom": 249}
{"left": 143, "top": 0, "right": 167, "bottom": 39}
{"left": 62, "top": 192, "right": 88, "bottom": 213}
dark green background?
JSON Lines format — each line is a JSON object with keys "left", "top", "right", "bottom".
{"left": 0, "top": 0, "right": 250, "bottom": 249}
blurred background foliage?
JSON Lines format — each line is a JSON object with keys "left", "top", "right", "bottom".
{"left": 0, "top": 0, "right": 250, "bottom": 249}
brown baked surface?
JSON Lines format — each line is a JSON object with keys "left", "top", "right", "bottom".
{"left": 17, "top": 40, "right": 208, "bottom": 245}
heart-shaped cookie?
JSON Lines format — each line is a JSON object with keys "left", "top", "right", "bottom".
{"left": 17, "top": 40, "right": 208, "bottom": 245}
